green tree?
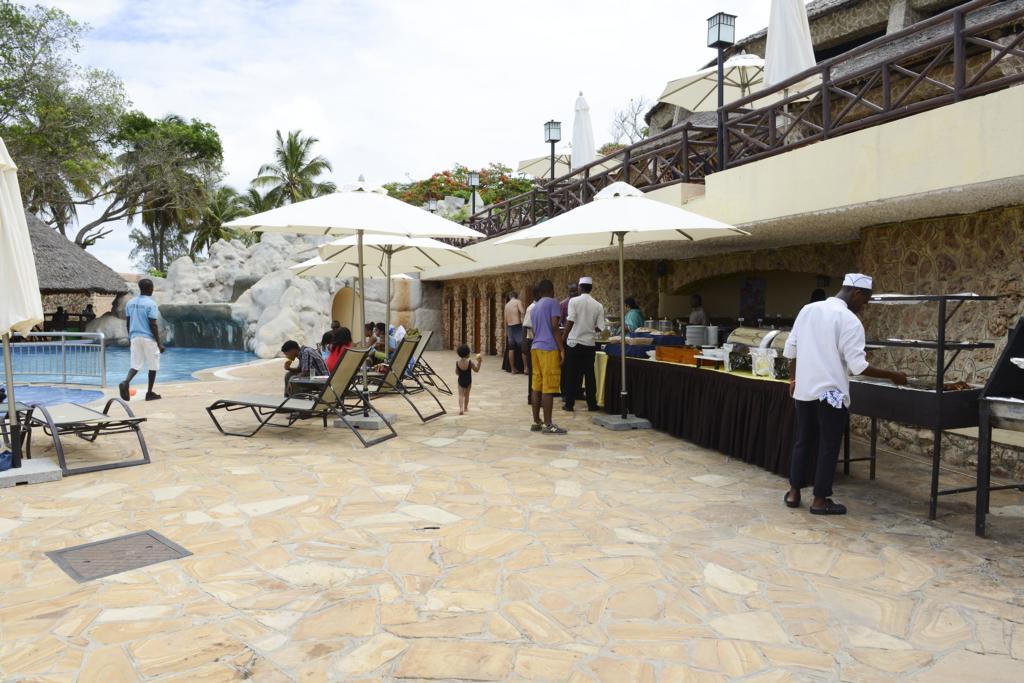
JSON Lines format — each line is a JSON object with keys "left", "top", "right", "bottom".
{"left": 119, "top": 113, "right": 224, "bottom": 272}
{"left": 252, "top": 129, "right": 335, "bottom": 206}
{"left": 190, "top": 185, "right": 246, "bottom": 256}
{"left": 1, "top": 3, "right": 129, "bottom": 238}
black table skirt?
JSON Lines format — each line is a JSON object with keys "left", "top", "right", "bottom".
{"left": 604, "top": 358, "right": 800, "bottom": 477}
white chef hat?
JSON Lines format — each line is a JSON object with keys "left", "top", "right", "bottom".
{"left": 578, "top": 276, "right": 593, "bottom": 285}
{"left": 843, "top": 273, "right": 873, "bottom": 289}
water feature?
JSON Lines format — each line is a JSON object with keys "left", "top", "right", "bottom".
{"left": 161, "top": 304, "right": 244, "bottom": 350}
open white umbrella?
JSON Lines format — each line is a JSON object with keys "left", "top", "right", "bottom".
{"left": 571, "top": 92, "right": 596, "bottom": 170}
{"left": 0, "top": 137, "right": 44, "bottom": 468}
{"left": 226, "top": 179, "right": 483, "bottom": 339}
{"left": 518, "top": 152, "right": 571, "bottom": 179}
{"left": 765, "top": 0, "right": 817, "bottom": 87}
{"left": 310, "top": 234, "right": 474, "bottom": 341}
{"left": 496, "top": 182, "right": 748, "bottom": 428}
{"left": 658, "top": 53, "right": 766, "bottom": 111}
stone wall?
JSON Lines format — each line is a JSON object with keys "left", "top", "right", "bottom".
{"left": 857, "top": 204, "right": 1024, "bottom": 478}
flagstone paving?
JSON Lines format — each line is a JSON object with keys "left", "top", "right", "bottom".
{"left": 2, "top": 352, "right": 1024, "bottom": 681}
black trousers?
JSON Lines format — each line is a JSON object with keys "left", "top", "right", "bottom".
{"left": 563, "top": 343, "right": 597, "bottom": 410}
{"left": 789, "top": 399, "right": 847, "bottom": 498}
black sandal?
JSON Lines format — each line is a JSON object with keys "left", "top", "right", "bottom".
{"left": 784, "top": 491, "right": 801, "bottom": 508}
{"left": 809, "top": 499, "right": 847, "bottom": 515}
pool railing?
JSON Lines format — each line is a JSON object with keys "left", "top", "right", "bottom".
{"left": 7, "top": 332, "right": 107, "bottom": 387}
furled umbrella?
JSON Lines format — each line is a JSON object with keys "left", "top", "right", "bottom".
{"left": 571, "top": 92, "right": 596, "bottom": 170}
{"left": 764, "top": 0, "right": 817, "bottom": 87}
{"left": 496, "top": 182, "right": 748, "bottom": 429}
{"left": 0, "top": 137, "right": 44, "bottom": 468}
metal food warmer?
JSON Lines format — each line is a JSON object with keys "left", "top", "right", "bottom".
{"left": 975, "top": 317, "right": 1024, "bottom": 537}
{"left": 847, "top": 293, "right": 996, "bottom": 520}
{"left": 725, "top": 327, "right": 790, "bottom": 378}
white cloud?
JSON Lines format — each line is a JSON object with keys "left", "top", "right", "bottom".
{"left": 42, "top": 0, "right": 776, "bottom": 272}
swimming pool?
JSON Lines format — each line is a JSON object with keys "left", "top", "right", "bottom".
{"left": 4, "top": 346, "right": 256, "bottom": 387}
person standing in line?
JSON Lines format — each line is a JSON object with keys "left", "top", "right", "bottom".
{"left": 529, "top": 279, "right": 567, "bottom": 434}
{"left": 504, "top": 291, "right": 525, "bottom": 374}
{"left": 559, "top": 282, "right": 579, "bottom": 327}
{"left": 563, "top": 276, "right": 605, "bottom": 412}
{"left": 119, "top": 278, "right": 165, "bottom": 402}
{"left": 688, "top": 293, "right": 709, "bottom": 325}
{"left": 522, "top": 285, "right": 539, "bottom": 405}
{"left": 455, "top": 344, "right": 483, "bottom": 415}
{"left": 783, "top": 274, "right": 907, "bottom": 515}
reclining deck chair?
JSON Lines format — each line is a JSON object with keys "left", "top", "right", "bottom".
{"left": 24, "top": 398, "right": 150, "bottom": 476}
{"left": 365, "top": 336, "right": 446, "bottom": 422}
{"left": 206, "top": 347, "right": 396, "bottom": 448}
{"left": 409, "top": 331, "right": 452, "bottom": 395}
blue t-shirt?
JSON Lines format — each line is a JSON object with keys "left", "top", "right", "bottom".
{"left": 125, "top": 295, "right": 159, "bottom": 340}
{"left": 530, "top": 297, "right": 562, "bottom": 351}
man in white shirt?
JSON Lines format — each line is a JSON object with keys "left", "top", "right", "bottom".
{"left": 522, "top": 287, "right": 538, "bottom": 405}
{"left": 562, "top": 276, "right": 606, "bottom": 412}
{"left": 782, "top": 273, "right": 907, "bottom": 515}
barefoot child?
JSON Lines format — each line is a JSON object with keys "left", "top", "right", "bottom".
{"left": 455, "top": 344, "right": 482, "bottom": 415}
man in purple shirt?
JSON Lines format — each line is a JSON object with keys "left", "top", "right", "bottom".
{"left": 530, "top": 279, "right": 567, "bottom": 434}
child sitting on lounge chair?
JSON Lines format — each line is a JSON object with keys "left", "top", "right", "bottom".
{"left": 455, "top": 344, "right": 482, "bottom": 415}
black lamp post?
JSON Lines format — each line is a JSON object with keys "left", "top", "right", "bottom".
{"left": 468, "top": 170, "right": 480, "bottom": 215}
{"left": 427, "top": 198, "right": 438, "bottom": 214}
{"left": 544, "top": 120, "right": 561, "bottom": 179}
{"left": 707, "top": 12, "right": 737, "bottom": 171}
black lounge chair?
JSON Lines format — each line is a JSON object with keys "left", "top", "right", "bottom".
{"left": 23, "top": 398, "right": 150, "bottom": 476}
{"left": 410, "top": 331, "right": 452, "bottom": 395}
{"left": 206, "top": 347, "right": 396, "bottom": 448}
{"left": 365, "top": 336, "right": 446, "bottom": 422}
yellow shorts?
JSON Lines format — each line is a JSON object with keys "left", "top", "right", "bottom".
{"left": 531, "top": 348, "right": 561, "bottom": 394}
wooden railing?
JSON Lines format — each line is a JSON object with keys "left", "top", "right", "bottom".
{"left": 467, "top": 0, "right": 1024, "bottom": 240}
{"left": 723, "top": 0, "right": 1024, "bottom": 166}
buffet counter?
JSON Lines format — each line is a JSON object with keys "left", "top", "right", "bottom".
{"left": 602, "top": 356, "right": 799, "bottom": 477}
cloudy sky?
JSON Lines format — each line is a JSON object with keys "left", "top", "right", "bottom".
{"left": 46, "top": 0, "right": 777, "bottom": 272}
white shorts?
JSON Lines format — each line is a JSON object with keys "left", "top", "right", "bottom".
{"left": 130, "top": 337, "right": 161, "bottom": 371}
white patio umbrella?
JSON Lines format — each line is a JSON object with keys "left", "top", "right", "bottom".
{"left": 518, "top": 152, "right": 571, "bottom": 179}
{"left": 226, "top": 179, "right": 483, "bottom": 339}
{"left": 310, "top": 233, "right": 474, "bottom": 341}
{"left": 496, "top": 182, "right": 748, "bottom": 427}
{"left": 658, "top": 53, "right": 766, "bottom": 111}
{"left": 0, "top": 137, "right": 44, "bottom": 468}
{"left": 571, "top": 92, "right": 596, "bottom": 170}
{"left": 764, "top": 0, "right": 817, "bottom": 87}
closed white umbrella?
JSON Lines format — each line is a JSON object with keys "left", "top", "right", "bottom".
{"left": 496, "top": 182, "right": 748, "bottom": 428}
{"left": 764, "top": 0, "right": 817, "bottom": 87}
{"left": 571, "top": 92, "right": 596, "bottom": 170}
{"left": 658, "top": 53, "right": 766, "bottom": 111}
{"left": 0, "top": 137, "right": 44, "bottom": 468}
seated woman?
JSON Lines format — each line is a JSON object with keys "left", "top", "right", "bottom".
{"left": 373, "top": 322, "right": 388, "bottom": 361}
{"left": 326, "top": 327, "right": 353, "bottom": 371}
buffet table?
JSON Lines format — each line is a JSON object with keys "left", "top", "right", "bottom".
{"left": 603, "top": 356, "right": 801, "bottom": 477}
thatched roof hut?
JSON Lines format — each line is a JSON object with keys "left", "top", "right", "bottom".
{"left": 25, "top": 212, "right": 130, "bottom": 295}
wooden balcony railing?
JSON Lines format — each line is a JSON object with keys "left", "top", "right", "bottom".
{"left": 466, "top": 0, "right": 1024, "bottom": 241}
{"left": 723, "top": 0, "right": 1024, "bottom": 167}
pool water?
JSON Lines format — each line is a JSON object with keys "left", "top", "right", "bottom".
{"left": 7, "top": 386, "right": 105, "bottom": 407}
{"left": 5, "top": 346, "right": 256, "bottom": 387}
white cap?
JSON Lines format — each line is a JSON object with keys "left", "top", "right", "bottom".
{"left": 843, "top": 273, "right": 873, "bottom": 289}
{"left": 578, "top": 276, "right": 593, "bottom": 285}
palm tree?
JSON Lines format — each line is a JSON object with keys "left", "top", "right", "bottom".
{"left": 252, "top": 129, "right": 335, "bottom": 206}
{"left": 190, "top": 185, "right": 245, "bottom": 256}
{"left": 239, "top": 187, "right": 276, "bottom": 215}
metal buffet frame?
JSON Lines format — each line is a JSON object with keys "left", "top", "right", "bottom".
{"left": 975, "top": 317, "right": 1024, "bottom": 537}
{"left": 847, "top": 294, "right": 997, "bottom": 520}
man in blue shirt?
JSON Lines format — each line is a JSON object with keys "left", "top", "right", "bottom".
{"left": 530, "top": 279, "right": 567, "bottom": 435}
{"left": 119, "top": 279, "right": 165, "bottom": 402}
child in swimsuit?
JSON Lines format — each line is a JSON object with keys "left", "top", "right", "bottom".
{"left": 455, "top": 343, "right": 482, "bottom": 415}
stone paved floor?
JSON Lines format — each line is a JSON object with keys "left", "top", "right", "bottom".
{"left": 2, "top": 352, "right": 1024, "bottom": 682}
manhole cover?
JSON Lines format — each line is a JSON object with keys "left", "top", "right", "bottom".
{"left": 46, "top": 530, "right": 192, "bottom": 582}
